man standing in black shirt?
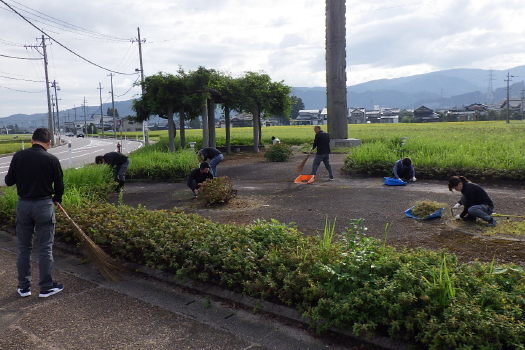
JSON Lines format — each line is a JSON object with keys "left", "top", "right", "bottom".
{"left": 187, "top": 162, "right": 214, "bottom": 197}
{"left": 5, "top": 128, "right": 65, "bottom": 298}
{"left": 95, "top": 152, "right": 130, "bottom": 192}
{"left": 310, "top": 125, "right": 334, "bottom": 180}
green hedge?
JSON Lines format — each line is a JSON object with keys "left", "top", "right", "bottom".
{"left": 50, "top": 203, "right": 525, "bottom": 349}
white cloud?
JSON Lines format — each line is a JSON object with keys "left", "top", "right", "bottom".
{"left": 0, "top": 0, "right": 524, "bottom": 119}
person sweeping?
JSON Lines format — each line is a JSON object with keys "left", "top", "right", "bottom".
{"left": 5, "top": 128, "right": 65, "bottom": 298}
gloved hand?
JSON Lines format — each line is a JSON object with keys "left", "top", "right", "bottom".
{"left": 452, "top": 203, "right": 461, "bottom": 209}
{"left": 411, "top": 177, "right": 417, "bottom": 182}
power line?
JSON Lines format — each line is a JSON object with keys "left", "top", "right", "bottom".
{"left": 4, "top": 0, "right": 129, "bottom": 42}
{"left": 0, "top": 74, "right": 44, "bottom": 82}
{"left": 0, "top": 52, "right": 41, "bottom": 60}
{"left": 0, "top": 85, "right": 45, "bottom": 93}
{"left": 0, "top": 0, "right": 135, "bottom": 75}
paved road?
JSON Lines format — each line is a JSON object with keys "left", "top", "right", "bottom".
{"left": 0, "top": 136, "right": 143, "bottom": 186}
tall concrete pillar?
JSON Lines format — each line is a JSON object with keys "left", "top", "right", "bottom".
{"left": 326, "top": 0, "right": 348, "bottom": 139}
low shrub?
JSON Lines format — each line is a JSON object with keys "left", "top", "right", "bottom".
{"left": 264, "top": 143, "right": 293, "bottom": 162}
{"left": 197, "top": 176, "right": 236, "bottom": 206}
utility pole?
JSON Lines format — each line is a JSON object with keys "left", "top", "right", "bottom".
{"left": 132, "top": 27, "right": 148, "bottom": 143}
{"left": 98, "top": 82, "right": 104, "bottom": 138}
{"left": 82, "top": 97, "right": 88, "bottom": 135}
{"left": 25, "top": 35, "right": 54, "bottom": 145}
{"left": 325, "top": 0, "right": 348, "bottom": 140}
{"left": 505, "top": 71, "right": 514, "bottom": 124}
{"left": 108, "top": 73, "right": 116, "bottom": 137}
{"left": 51, "top": 80, "right": 60, "bottom": 142}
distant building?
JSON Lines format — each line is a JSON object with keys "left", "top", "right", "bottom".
{"left": 348, "top": 108, "right": 366, "bottom": 124}
{"left": 365, "top": 110, "right": 381, "bottom": 123}
{"left": 231, "top": 113, "right": 253, "bottom": 127}
{"left": 413, "top": 106, "right": 440, "bottom": 122}
{"left": 291, "top": 109, "right": 320, "bottom": 125}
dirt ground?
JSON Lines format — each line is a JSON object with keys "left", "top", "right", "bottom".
{"left": 115, "top": 149, "right": 525, "bottom": 267}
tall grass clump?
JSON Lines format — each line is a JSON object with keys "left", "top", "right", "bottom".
{"left": 129, "top": 147, "right": 198, "bottom": 181}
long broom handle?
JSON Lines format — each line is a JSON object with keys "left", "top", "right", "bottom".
{"left": 57, "top": 203, "right": 90, "bottom": 244}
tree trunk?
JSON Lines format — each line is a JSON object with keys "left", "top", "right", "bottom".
{"left": 253, "top": 107, "right": 260, "bottom": 153}
{"left": 167, "top": 103, "right": 176, "bottom": 152}
{"left": 207, "top": 98, "right": 216, "bottom": 148}
{"left": 201, "top": 103, "right": 209, "bottom": 148}
{"left": 179, "top": 107, "right": 186, "bottom": 148}
{"left": 225, "top": 105, "right": 231, "bottom": 154}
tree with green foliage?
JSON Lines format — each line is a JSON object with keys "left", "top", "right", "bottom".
{"left": 106, "top": 108, "right": 119, "bottom": 118}
{"left": 237, "top": 71, "right": 292, "bottom": 153}
{"left": 212, "top": 72, "right": 243, "bottom": 154}
{"left": 290, "top": 96, "right": 305, "bottom": 119}
{"left": 132, "top": 72, "right": 185, "bottom": 152}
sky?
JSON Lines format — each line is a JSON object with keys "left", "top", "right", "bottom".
{"left": 1, "top": 0, "right": 525, "bottom": 120}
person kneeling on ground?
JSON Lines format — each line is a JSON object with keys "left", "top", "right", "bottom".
{"left": 448, "top": 175, "right": 497, "bottom": 227}
{"left": 187, "top": 162, "right": 213, "bottom": 197}
{"left": 393, "top": 157, "right": 416, "bottom": 182}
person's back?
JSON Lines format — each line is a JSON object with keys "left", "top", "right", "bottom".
{"left": 103, "top": 152, "right": 129, "bottom": 166}
{"left": 5, "top": 127, "right": 65, "bottom": 298}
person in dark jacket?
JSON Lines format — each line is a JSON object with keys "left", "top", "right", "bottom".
{"left": 310, "top": 125, "right": 334, "bottom": 180}
{"left": 448, "top": 176, "right": 496, "bottom": 226}
{"left": 5, "top": 128, "right": 65, "bottom": 298}
{"left": 95, "top": 152, "right": 130, "bottom": 192}
{"left": 197, "top": 147, "right": 223, "bottom": 177}
{"left": 187, "top": 162, "right": 214, "bottom": 197}
{"left": 393, "top": 157, "right": 416, "bottom": 182}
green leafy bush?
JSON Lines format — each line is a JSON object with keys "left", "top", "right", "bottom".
{"left": 264, "top": 143, "right": 293, "bottom": 162}
{"left": 197, "top": 176, "right": 236, "bottom": 206}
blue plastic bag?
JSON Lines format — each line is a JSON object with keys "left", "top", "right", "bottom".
{"left": 384, "top": 177, "right": 407, "bottom": 186}
{"left": 405, "top": 206, "right": 444, "bottom": 220}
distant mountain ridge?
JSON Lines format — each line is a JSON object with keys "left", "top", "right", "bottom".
{"left": 4, "top": 66, "right": 525, "bottom": 126}
{"left": 293, "top": 65, "right": 525, "bottom": 110}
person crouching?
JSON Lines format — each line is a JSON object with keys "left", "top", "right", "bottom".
{"left": 187, "top": 162, "right": 213, "bottom": 197}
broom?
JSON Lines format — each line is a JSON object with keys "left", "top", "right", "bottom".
{"left": 295, "top": 152, "right": 311, "bottom": 174}
{"left": 57, "top": 203, "right": 123, "bottom": 282}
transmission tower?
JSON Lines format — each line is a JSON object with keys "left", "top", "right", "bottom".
{"left": 486, "top": 69, "right": 495, "bottom": 105}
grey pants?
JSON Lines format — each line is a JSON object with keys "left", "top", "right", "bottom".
{"left": 115, "top": 158, "right": 130, "bottom": 182}
{"left": 16, "top": 198, "right": 56, "bottom": 291}
{"left": 311, "top": 153, "right": 333, "bottom": 179}
{"left": 459, "top": 195, "right": 493, "bottom": 221}
{"left": 468, "top": 204, "right": 493, "bottom": 222}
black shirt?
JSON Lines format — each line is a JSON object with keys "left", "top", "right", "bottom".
{"left": 187, "top": 168, "right": 213, "bottom": 189}
{"left": 199, "top": 148, "right": 221, "bottom": 161}
{"left": 312, "top": 130, "right": 331, "bottom": 154}
{"left": 461, "top": 182, "right": 494, "bottom": 213}
{"left": 103, "top": 152, "right": 129, "bottom": 166}
{"left": 5, "top": 144, "right": 64, "bottom": 202}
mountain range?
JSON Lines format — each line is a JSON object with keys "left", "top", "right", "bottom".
{"left": 3, "top": 66, "right": 525, "bottom": 127}
{"left": 293, "top": 65, "right": 525, "bottom": 110}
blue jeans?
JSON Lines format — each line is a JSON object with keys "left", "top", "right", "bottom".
{"left": 311, "top": 153, "right": 333, "bottom": 179}
{"left": 468, "top": 204, "right": 493, "bottom": 222}
{"left": 209, "top": 154, "right": 224, "bottom": 177}
{"left": 16, "top": 198, "right": 56, "bottom": 291}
